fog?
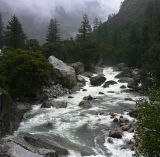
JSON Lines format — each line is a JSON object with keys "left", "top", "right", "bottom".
{"left": 0, "top": 0, "right": 123, "bottom": 42}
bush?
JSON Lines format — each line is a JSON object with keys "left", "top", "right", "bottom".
{"left": 0, "top": 49, "right": 52, "bottom": 100}
{"left": 135, "top": 90, "right": 160, "bottom": 156}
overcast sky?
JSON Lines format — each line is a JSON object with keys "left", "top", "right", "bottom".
{"left": 0, "top": 0, "right": 124, "bottom": 41}
{"left": 1, "top": 0, "right": 123, "bottom": 20}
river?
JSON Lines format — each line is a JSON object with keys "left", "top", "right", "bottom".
{"left": 12, "top": 67, "right": 141, "bottom": 157}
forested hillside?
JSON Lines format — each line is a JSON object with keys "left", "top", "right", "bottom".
{"left": 93, "top": 0, "right": 160, "bottom": 88}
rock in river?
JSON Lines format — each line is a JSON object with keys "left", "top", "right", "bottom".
{"left": 79, "top": 100, "right": 92, "bottom": 108}
{"left": 103, "top": 80, "right": 117, "bottom": 88}
{"left": 90, "top": 74, "right": 106, "bottom": 86}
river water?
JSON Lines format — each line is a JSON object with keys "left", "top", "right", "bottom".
{"left": 12, "top": 67, "right": 141, "bottom": 157}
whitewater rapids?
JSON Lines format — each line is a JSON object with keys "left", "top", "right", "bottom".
{"left": 13, "top": 67, "right": 141, "bottom": 157}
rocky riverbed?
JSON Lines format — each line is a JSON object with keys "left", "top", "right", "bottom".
{"left": 1, "top": 66, "right": 143, "bottom": 157}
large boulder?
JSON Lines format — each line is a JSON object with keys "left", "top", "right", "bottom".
{"left": 90, "top": 75, "right": 106, "bottom": 86}
{"left": 70, "top": 62, "right": 85, "bottom": 75}
{"left": 13, "top": 133, "right": 69, "bottom": 156}
{"left": 0, "top": 88, "right": 31, "bottom": 138}
{"left": 49, "top": 56, "right": 77, "bottom": 89}
{"left": 0, "top": 88, "right": 16, "bottom": 137}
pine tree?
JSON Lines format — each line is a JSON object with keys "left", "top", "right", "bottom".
{"left": 4, "top": 15, "right": 26, "bottom": 49}
{"left": 46, "top": 18, "right": 60, "bottom": 43}
{"left": 0, "top": 13, "right": 3, "bottom": 49}
{"left": 93, "top": 17, "right": 101, "bottom": 31}
{"left": 78, "top": 14, "right": 92, "bottom": 41}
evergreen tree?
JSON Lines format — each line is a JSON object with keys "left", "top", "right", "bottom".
{"left": 0, "top": 13, "right": 3, "bottom": 49}
{"left": 78, "top": 14, "right": 92, "bottom": 41}
{"left": 4, "top": 15, "right": 26, "bottom": 49}
{"left": 46, "top": 18, "right": 60, "bottom": 43}
{"left": 93, "top": 17, "right": 101, "bottom": 31}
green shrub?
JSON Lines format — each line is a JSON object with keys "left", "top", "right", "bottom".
{"left": 0, "top": 49, "right": 52, "bottom": 100}
{"left": 135, "top": 90, "right": 160, "bottom": 156}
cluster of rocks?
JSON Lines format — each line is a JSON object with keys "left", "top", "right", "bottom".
{"left": 116, "top": 63, "right": 143, "bottom": 91}
{"left": 106, "top": 112, "right": 136, "bottom": 150}
{"left": 43, "top": 84, "right": 69, "bottom": 99}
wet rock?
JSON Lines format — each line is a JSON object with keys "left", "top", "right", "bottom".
{"left": 109, "top": 129, "right": 123, "bottom": 139}
{"left": 14, "top": 133, "right": 69, "bottom": 156}
{"left": 120, "top": 85, "right": 126, "bottom": 89}
{"left": 0, "top": 88, "right": 17, "bottom": 137}
{"left": 41, "top": 101, "right": 67, "bottom": 108}
{"left": 79, "top": 100, "right": 92, "bottom": 108}
{"left": 124, "top": 98, "right": 133, "bottom": 101}
{"left": 90, "top": 74, "right": 106, "bottom": 86}
{"left": 113, "top": 118, "right": 119, "bottom": 123}
{"left": 107, "top": 138, "right": 114, "bottom": 144}
{"left": 83, "top": 72, "right": 93, "bottom": 78}
{"left": 121, "top": 124, "right": 132, "bottom": 131}
{"left": 45, "top": 152, "right": 59, "bottom": 157}
{"left": 128, "top": 128, "right": 134, "bottom": 133}
{"left": 82, "top": 89, "right": 87, "bottom": 91}
{"left": 83, "top": 95, "right": 93, "bottom": 101}
{"left": 129, "top": 108, "right": 139, "bottom": 118}
{"left": 120, "top": 123, "right": 126, "bottom": 127}
{"left": 119, "top": 117, "right": 129, "bottom": 124}
{"left": 103, "top": 80, "right": 117, "bottom": 88}
{"left": 54, "top": 101, "right": 67, "bottom": 108}
{"left": 127, "top": 80, "right": 138, "bottom": 90}
{"left": 49, "top": 56, "right": 77, "bottom": 89}
{"left": 109, "top": 112, "right": 117, "bottom": 117}
{"left": 98, "top": 92, "right": 104, "bottom": 95}
{"left": 71, "top": 86, "right": 80, "bottom": 92}
{"left": 115, "top": 69, "right": 131, "bottom": 78}
{"left": 68, "top": 96, "right": 74, "bottom": 99}
{"left": 108, "top": 91, "right": 114, "bottom": 93}
{"left": 70, "top": 62, "right": 85, "bottom": 75}
{"left": 77, "top": 75, "right": 86, "bottom": 86}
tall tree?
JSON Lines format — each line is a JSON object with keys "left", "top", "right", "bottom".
{"left": 4, "top": 15, "right": 26, "bottom": 49}
{"left": 46, "top": 18, "right": 60, "bottom": 43}
{"left": 78, "top": 14, "right": 92, "bottom": 41}
{"left": 0, "top": 13, "right": 3, "bottom": 49}
{"left": 93, "top": 17, "right": 102, "bottom": 31}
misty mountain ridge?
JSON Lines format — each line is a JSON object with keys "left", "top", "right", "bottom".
{"left": 0, "top": 0, "right": 122, "bottom": 43}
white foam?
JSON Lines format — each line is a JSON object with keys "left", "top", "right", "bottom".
{"left": 16, "top": 67, "right": 140, "bottom": 157}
